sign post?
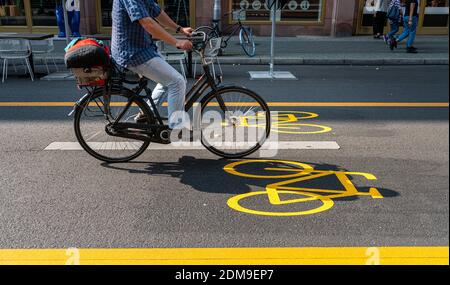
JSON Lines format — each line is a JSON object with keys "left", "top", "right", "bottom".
{"left": 249, "top": 0, "right": 297, "bottom": 80}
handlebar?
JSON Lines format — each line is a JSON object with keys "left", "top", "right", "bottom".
{"left": 190, "top": 31, "right": 208, "bottom": 51}
{"left": 173, "top": 31, "right": 207, "bottom": 52}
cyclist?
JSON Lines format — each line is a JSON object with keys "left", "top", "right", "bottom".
{"left": 111, "top": 0, "right": 193, "bottom": 131}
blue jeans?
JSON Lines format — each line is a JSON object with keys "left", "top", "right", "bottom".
{"left": 128, "top": 55, "right": 188, "bottom": 130}
{"left": 397, "top": 16, "right": 418, "bottom": 48}
{"left": 387, "top": 20, "right": 400, "bottom": 39}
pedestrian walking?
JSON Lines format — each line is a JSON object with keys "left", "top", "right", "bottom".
{"left": 390, "top": 0, "right": 419, "bottom": 53}
{"left": 384, "top": 0, "right": 402, "bottom": 48}
{"left": 372, "top": 0, "right": 389, "bottom": 39}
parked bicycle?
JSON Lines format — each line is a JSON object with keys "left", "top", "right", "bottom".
{"left": 196, "top": 9, "right": 256, "bottom": 57}
{"left": 69, "top": 32, "right": 270, "bottom": 163}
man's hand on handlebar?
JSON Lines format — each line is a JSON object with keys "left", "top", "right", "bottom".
{"left": 176, "top": 39, "right": 193, "bottom": 51}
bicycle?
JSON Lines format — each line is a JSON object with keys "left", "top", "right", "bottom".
{"left": 224, "top": 160, "right": 383, "bottom": 216}
{"left": 196, "top": 9, "right": 256, "bottom": 57}
{"left": 70, "top": 32, "right": 271, "bottom": 163}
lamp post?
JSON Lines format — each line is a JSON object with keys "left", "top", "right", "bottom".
{"left": 212, "top": 0, "right": 221, "bottom": 32}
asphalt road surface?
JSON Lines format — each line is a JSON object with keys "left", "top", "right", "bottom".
{"left": 0, "top": 65, "right": 448, "bottom": 260}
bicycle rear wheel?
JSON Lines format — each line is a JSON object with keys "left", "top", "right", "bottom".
{"left": 198, "top": 87, "right": 271, "bottom": 159}
{"left": 74, "top": 88, "right": 153, "bottom": 163}
{"left": 239, "top": 27, "right": 256, "bottom": 57}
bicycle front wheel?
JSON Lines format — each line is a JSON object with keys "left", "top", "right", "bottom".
{"left": 74, "top": 88, "right": 153, "bottom": 163}
{"left": 195, "top": 26, "right": 220, "bottom": 39}
{"left": 198, "top": 87, "right": 271, "bottom": 159}
{"left": 239, "top": 27, "right": 256, "bottom": 57}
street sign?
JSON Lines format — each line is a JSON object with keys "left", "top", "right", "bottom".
{"left": 249, "top": 0, "right": 297, "bottom": 80}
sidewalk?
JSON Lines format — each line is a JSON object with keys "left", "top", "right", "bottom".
{"left": 219, "top": 35, "right": 449, "bottom": 65}
{"left": 37, "top": 35, "right": 449, "bottom": 67}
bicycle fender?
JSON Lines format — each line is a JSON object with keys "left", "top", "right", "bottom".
{"left": 69, "top": 87, "right": 134, "bottom": 116}
{"left": 68, "top": 92, "right": 92, "bottom": 116}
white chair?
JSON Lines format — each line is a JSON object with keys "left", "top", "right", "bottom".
{"left": 30, "top": 38, "right": 58, "bottom": 74}
{"left": 0, "top": 39, "right": 34, "bottom": 83}
{"left": 156, "top": 40, "right": 188, "bottom": 82}
{"left": 165, "top": 52, "right": 188, "bottom": 82}
{"left": 193, "top": 37, "right": 223, "bottom": 79}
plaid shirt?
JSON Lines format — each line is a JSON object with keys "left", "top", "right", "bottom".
{"left": 111, "top": 0, "right": 162, "bottom": 68}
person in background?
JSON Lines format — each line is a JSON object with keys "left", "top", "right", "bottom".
{"left": 390, "top": 0, "right": 419, "bottom": 53}
{"left": 384, "top": 0, "right": 403, "bottom": 48}
{"left": 373, "top": 0, "right": 389, "bottom": 39}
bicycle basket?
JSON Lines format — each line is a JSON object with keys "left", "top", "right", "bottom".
{"left": 71, "top": 67, "right": 109, "bottom": 87}
{"left": 65, "top": 38, "right": 111, "bottom": 87}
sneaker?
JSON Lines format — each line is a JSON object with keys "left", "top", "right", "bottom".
{"left": 406, "top": 47, "right": 418, "bottom": 53}
{"left": 134, "top": 111, "right": 156, "bottom": 124}
{"left": 383, "top": 35, "right": 389, "bottom": 44}
{"left": 389, "top": 38, "right": 398, "bottom": 51}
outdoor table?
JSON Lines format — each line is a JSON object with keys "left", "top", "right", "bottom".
{"left": 0, "top": 33, "right": 54, "bottom": 76}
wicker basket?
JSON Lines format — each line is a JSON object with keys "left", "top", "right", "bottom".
{"left": 71, "top": 67, "right": 109, "bottom": 87}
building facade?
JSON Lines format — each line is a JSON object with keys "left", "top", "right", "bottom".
{"left": 1, "top": 0, "right": 448, "bottom": 36}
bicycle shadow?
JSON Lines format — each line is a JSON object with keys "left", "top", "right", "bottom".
{"left": 102, "top": 156, "right": 254, "bottom": 195}
{"left": 101, "top": 156, "right": 399, "bottom": 201}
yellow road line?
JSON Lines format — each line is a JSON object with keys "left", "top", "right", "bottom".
{"left": 0, "top": 102, "right": 448, "bottom": 107}
{"left": 0, "top": 247, "right": 448, "bottom": 265}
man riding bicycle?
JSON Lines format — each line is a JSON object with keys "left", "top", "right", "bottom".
{"left": 111, "top": 0, "right": 193, "bottom": 132}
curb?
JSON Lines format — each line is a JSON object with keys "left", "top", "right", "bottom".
{"left": 217, "top": 57, "right": 449, "bottom": 65}
{"left": 34, "top": 56, "right": 449, "bottom": 67}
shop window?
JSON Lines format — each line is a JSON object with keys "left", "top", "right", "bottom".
{"left": 100, "top": 0, "right": 191, "bottom": 28}
{"left": 31, "top": 0, "right": 58, "bottom": 26}
{"left": 0, "top": 0, "right": 26, "bottom": 26}
{"left": 163, "top": 0, "right": 190, "bottom": 27}
{"left": 231, "top": 0, "right": 323, "bottom": 22}
{"left": 100, "top": 0, "right": 112, "bottom": 27}
{"left": 423, "top": 0, "right": 449, "bottom": 27}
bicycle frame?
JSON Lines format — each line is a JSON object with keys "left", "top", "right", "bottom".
{"left": 75, "top": 44, "right": 228, "bottom": 142}
{"left": 219, "top": 21, "right": 244, "bottom": 45}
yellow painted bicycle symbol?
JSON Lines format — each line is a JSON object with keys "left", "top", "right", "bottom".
{"left": 239, "top": 111, "right": 332, "bottom": 134}
{"left": 224, "top": 160, "right": 383, "bottom": 216}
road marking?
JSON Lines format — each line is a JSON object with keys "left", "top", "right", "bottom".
{"left": 242, "top": 111, "right": 333, "bottom": 134}
{"left": 224, "top": 160, "right": 380, "bottom": 216}
{"left": 44, "top": 141, "right": 341, "bottom": 151}
{"left": 0, "top": 247, "right": 448, "bottom": 265}
{"left": 0, "top": 102, "right": 448, "bottom": 107}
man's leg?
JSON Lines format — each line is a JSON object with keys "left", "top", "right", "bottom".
{"left": 151, "top": 83, "right": 168, "bottom": 108}
{"left": 380, "top": 12, "right": 387, "bottom": 35}
{"left": 396, "top": 16, "right": 410, "bottom": 43}
{"left": 388, "top": 21, "right": 399, "bottom": 38}
{"left": 128, "top": 57, "right": 187, "bottom": 130}
{"left": 373, "top": 14, "right": 378, "bottom": 36}
{"left": 406, "top": 16, "right": 418, "bottom": 48}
